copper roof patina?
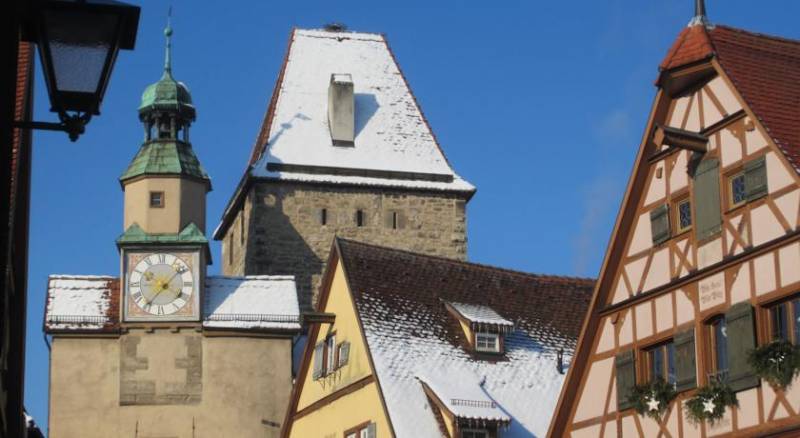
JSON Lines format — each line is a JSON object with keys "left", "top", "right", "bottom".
{"left": 119, "top": 140, "right": 209, "bottom": 183}
{"left": 138, "top": 21, "right": 195, "bottom": 120}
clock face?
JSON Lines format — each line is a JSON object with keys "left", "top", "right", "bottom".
{"left": 128, "top": 252, "right": 195, "bottom": 317}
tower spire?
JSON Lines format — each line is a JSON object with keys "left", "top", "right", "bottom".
{"left": 163, "top": 7, "right": 173, "bottom": 78}
{"left": 688, "top": 0, "right": 711, "bottom": 27}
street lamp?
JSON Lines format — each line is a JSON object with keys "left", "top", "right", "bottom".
{"left": 18, "top": 0, "right": 140, "bottom": 141}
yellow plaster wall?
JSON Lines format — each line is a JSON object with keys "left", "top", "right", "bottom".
{"left": 289, "top": 381, "right": 391, "bottom": 438}
{"left": 458, "top": 318, "right": 473, "bottom": 347}
{"left": 124, "top": 177, "right": 207, "bottom": 234}
{"left": 297, "top": 261, "right": 376, "bottom": 411}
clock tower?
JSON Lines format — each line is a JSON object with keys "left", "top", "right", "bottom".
{"left": 117, "top": 21, "right": 210, "bottom": 322}
{"left": 45, "top": 18, "right": 301, "bottom": 438}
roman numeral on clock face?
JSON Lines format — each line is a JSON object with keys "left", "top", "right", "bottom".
{"left": 158, "top": 254, "right": 166, "bottom": 264}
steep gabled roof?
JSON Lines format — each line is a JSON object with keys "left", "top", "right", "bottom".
{"left": 215, "top": 28, "right": 474, "bottom": 239}
{"left": 246, "top": 28, "right": 473, "bottom": 191}
{"left": 660, "top": 24, "right": 800, "bottom": 173}
{"left": 336, "top": 239, "right": 594, "bottom": 437}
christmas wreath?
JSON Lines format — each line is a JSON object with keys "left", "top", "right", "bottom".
{"left": 627, "top": 377, "right": 677, "bottom": 420}
{"left": 748, "top": 340, "right": 800, "bottom": 389}
{"left": 685, "top": 381, "right": 737, "bottom": 424}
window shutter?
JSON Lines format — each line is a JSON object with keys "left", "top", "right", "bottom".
{"left": 650, "top": 204, "right": 671, "bottom": 245}
{"left": 366, "top": 422, "right": 376, "bottom": 438}
{"left": 338, "top": 341, "right": 350, "bottom": 368}
{"left": 725, "top": 302, "right": 760, "bottom": 392}
{"left": 615, "top": 350, "right": 636, "bottom": 411}
{"left": 693, "top": 158, "right": 722, "bottom": 241}
{"left": 674, "top": 327, "right": 697, "bottom": 392}
{"left": 745, "top": 156, "right": 768, "bottom": 201}
{"left": 312, "top": 342, "right": 324, "bottom": 379}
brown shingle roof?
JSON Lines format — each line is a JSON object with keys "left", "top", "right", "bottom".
{"left": 660, "top": 24, "right": 800, "bottom": 173}
{"left": 338, "top": 239, "right": 594, "bottom": 352}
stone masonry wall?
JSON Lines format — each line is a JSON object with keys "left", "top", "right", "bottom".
{"left": 221, "top": 181, "right": 469, "bottom": 309}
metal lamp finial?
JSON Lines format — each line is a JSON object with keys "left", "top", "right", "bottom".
{"left": 163, "top": 6, "right": 173, "bottom": 77}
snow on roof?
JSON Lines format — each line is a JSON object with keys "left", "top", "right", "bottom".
{"left": 45, "top": 275, "right": 301, "bottom": 333}
{"left": 45, "top": 275, "right": 116, "bottom": 330}
{"left": 417, "top": 371, "right": 511, "bottom": 423}
{"left": 249, "top": 28, "right": 474, "bottom": 193}
{"left": 337, "top": 240, "right": 595, "bottom": 437}
{"left": 203, "top": 275, "right": 301, "bottom": 331}
{"left": 448, "top": 301, "right": 514, "bottom": 328}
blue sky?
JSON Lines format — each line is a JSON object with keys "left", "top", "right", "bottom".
{"left": 23, "top": 0, "right": 800, "bottom": 427}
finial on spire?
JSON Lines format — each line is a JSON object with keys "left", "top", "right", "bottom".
{"left": 688, "top": 0, "right": 711, "bottom": 27}
{"left": 163, "top": 6, "right": 173, "bottom": 77}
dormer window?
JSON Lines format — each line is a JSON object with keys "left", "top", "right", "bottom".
{"left": 444, "top": 301, "right": 513, "bottom": 356}
{"left": 475, "top": 332, "right": 500, "bottom": 353}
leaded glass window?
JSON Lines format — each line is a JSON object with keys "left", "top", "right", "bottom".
{"left": 731, "top": 173, "right": 747, "bottom": 207}
{"left": 677, "top": 199, "right": 692, "bottom": 232}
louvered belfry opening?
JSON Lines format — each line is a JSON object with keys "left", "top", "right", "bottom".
{"left": 328, "top": 73, "right": 355, "bottom": 146}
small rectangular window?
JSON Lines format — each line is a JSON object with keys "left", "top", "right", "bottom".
{"left": 768, "top": 298, "right": 800, "bottom": 344}
{"left": 392, "top": 211, "right": 398, "bottom": 230}
{"left": 356, "top": 210, "right": 364, "bottom": 227}
{"left": 149, "top": 191, "right": 164, "bottom": 208}
{"left": 475, "top": 332, "right": 500, "bottom": 353}
{"left": 645, "top": 341, "right": 676, "bottom": 385}
{"left": 706, "top": 317, "right": 729, "bottom": 383}
{"left": 240, "top": 209, "right": 245, "bottom": 245}
{"left": 228, "top": 233, "right": 234, "bottom": 265}
{"left": 676, "top": 199, "right": 692, "bottom": 233}
{"left": 729, "top": 172, "right": 747, "bottom": 208}
{"left": 320, "top": 208, "right": 328, "bottom": 226}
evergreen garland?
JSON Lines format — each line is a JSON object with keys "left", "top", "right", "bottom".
{"left": 627, "top": 377, "right": 677, "bottom": 420}
{"left": 685, "top": 381, "right": 737, "bottom": 424}
{"left": 748, "top": 340, "right": 800, "bottom": 389}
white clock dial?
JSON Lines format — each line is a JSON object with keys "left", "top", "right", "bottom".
{"left": 128, "top": 253, "right": 194, "bottom": 316}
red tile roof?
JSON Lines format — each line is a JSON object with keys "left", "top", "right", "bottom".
{"left": 660, "top": 24, "right": 800, "bottom": 173}
{"left": 660, "top": 25, "right": 714, "bottom": 71}
{"left": 337, "top": 239, "right": 595, "bottom": 351}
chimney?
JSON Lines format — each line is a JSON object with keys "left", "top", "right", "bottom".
{"left": 328, "top": 73, "right": 355, "bottom": 146}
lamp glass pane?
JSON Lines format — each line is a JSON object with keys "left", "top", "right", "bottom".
{"left": 43, "top": 8, "right": 119, "bottom": 93}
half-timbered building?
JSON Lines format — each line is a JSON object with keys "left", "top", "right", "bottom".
{"left": 282, "top": 239, "right": 593, "bottom": 438}
{"left": 549, "top": 4, "right": 800, "bottom": 438}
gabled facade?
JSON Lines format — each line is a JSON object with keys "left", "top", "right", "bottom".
{"left": 214, "top": 27, "right": 475, "bottom": 310}
{"left": 282, "top": 239, "right": 594, "bottom": 437}
{"left": 549, "top": 8, "right": 800, "bottom": 438}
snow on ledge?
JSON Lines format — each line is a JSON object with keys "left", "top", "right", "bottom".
{"left": 448, "top": 302, "right": 514, "bottom": 328}
{"left": 417, "top": 371, "right": 511, "bottom": 424}
{"left": 46, "top": 275, "right": 114, "bottom": 330}
{"left": 203, "top": 275, "right": 301, "bottom": 331}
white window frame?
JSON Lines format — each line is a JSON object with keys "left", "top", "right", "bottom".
{"left": 462, "top": 429, "right": 489, "bottom": 438}
{"left": 475, "top": 332, "right": 500, "bottom": 353}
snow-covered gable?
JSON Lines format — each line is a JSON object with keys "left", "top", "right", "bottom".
{"left": 203, "top": 275, "right": 301, "bottom": 331}
{"left": 249, "top": 28, "right": 474, "bottom": 193}
{"left": 45, "top": 275, "right": 116, "bottom": 331}
{"left": 45, "top": 274, "right": 301, "bottom": 333}
{"left": 336, "top": 239, "right": 595, "bottom": 437}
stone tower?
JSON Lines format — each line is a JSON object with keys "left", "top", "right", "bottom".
{"left": 214, "top": 27, "right": 475, "bottom": 309}
{"left": 44, "top": 21, "right": 300, "bottom": 438}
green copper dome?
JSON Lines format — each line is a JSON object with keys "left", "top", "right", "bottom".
{"left": 138, "top": 23, "right": 196, "bottom": 120}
